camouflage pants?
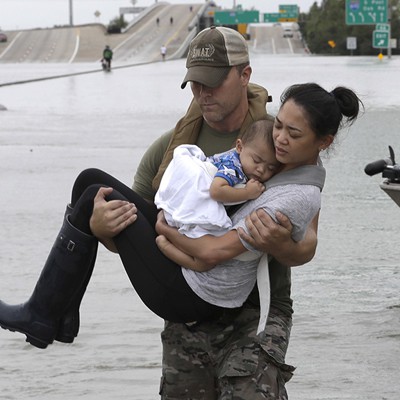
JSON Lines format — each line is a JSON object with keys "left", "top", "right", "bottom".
{"left": 159, "top": 306, "right": 295, "bottom": 399}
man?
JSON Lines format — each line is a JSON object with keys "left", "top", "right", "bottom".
{"left": 0, "top": 26, "right": 317, "bottom": 397}
{"left": 102, "top": 45, "right": 113, "bottom": 71}
{"left": 131, "top": 26, "right": 318, "bottom": 399}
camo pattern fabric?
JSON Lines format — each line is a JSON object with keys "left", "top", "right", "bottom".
{"left": 159, "top": 306, "right": 295, "bottom": 399}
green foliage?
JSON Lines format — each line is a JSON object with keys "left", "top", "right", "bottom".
{"left": 107, "top": 15, "right": 128, "bottom": 34}
{"left": 300, "top": 0, "right": 400, "bottom": 55}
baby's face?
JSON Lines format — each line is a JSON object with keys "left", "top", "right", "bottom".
{"left": 237, "top": 136, "right": 281, "bottom": 182}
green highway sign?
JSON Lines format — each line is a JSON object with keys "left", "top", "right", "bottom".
{"left": 373, "top": 30, "right": 389, "bottom": 48}
{"left": 279, "top": 4, "right": 298, "bottom": 14}
{"left": 263, "top": 13, "right": 280, "bottom": 23}
{"left": 214, "top": 10, "right": 260, "bottom": 25}
{"left": 376, "top": 23, "right": 390, "bottom": 32}
{"left": 279, "top": 4, "right": 299, "bottom": 20}
{"left": 346, "top": 0, "right": 388, "bottom": 25}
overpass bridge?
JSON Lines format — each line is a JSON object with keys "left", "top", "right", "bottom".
{"left": 0, "top": 2, "right": 208, "bottom": 65}
{"left": 0, "top": 2, "right": 306, "bottom": 66}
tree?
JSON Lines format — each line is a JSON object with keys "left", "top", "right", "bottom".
{"left": 107, "top": 15, "right": 128, "bottom": 34}
{"left": 301, "top": 0, "right": 399, "bottom": 55}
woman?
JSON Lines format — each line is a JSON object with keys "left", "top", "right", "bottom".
{"left": 0, "top": 83, "right": 362, "bottom": 349}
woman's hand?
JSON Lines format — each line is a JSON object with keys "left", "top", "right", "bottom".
{"left": 89, "top": 187, "right": 137, "bottom": 250}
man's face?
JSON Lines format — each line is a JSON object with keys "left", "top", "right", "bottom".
{"left": 190, "top": 66, "right": 250, "bottom": 128}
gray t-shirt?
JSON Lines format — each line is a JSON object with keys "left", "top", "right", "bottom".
{"left": 182, "top": 182, "right": 321, "bottom": 308}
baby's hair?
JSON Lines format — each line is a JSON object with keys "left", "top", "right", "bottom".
{"left": 241, "top": 118, "right": 275, "bottom": 149}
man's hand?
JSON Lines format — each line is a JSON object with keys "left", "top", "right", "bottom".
{"left": 238, "top": 209, "right": 292, "bottom": 255}
{"left": 237, "top": 209, "right": 318, "bottom": 267}
{"left": 90, "top": 187, "right": 137, "bottom": 241}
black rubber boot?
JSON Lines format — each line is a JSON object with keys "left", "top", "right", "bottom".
{"left": 54, "top": 204, "right": 98, "bottom": 344}
{"left": 0, "top": 216, "right": 97, "bottom": 349}
{"left": 54, "top": 250, "right": 98, "bottom": 343}
{"left": 55, "top": 245, "right": 98, "bottom": 343}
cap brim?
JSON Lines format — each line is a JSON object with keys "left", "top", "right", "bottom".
{"left": 181, "top": 66, "right": 231, "bottom": 89}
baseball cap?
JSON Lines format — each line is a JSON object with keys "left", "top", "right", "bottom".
{"left": 181, "top": 26, "right": 249, "bottom": 89}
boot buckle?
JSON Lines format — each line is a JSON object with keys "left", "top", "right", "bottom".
{"left": 67, "top": 240, "right": 76, "bottom": 252}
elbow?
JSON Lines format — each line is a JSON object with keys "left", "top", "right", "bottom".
{"left": 208, "top": 186, "right": 219, "bottom": 202}
{"left": 303, "top": 235, "right": 318, "bottom": 264}
{"left": 193, "top": 261, "right": 216, "bottom": 272}
{"left": 290, "top": 238, "right": 318, "bottom": 267}
{"left": 307, "top": 242, "right": 317, "bottom": 263}
{"left": 195, "top": 249, "right": 220, "bottom": 270}
{"left": 198, "top": 250, "right": 229, "bottom": 269}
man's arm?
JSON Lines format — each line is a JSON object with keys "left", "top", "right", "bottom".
{"left": 89, "top": 187, "right": 137, "bottom": 253}
{"left": 238, "top": 210, "right": 319, "bottom": 266}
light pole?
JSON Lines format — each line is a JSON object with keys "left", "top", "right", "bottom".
{"left": 69, "top": 0, "right": 73, "bottom": 26}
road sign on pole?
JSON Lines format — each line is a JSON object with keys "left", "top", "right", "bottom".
{"left": 376, "top": 23, "right": 390, "bottom": 32}
{"left": 347, "top": 36, "right": 357, "bottom": 50}
{"left": 263, "top": 13, "right": 280, "bottom": 23}
{"left": 373, "top": 30, "right": 389, "bottom": 48}
{"left": 346, "top": 0, "right": 388, "bottom": 25}
{"left": 278, "top": 4, "right": 299, "bottom": 21}
{"left": 214, "top": 10, "right": 260, "bottom": 25}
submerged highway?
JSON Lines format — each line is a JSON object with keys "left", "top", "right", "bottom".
{"left": 0, "top": 2, "right": 306, "bottom": 67}
{"left": 0, "top": 3, "right": 203, "bottom": 64}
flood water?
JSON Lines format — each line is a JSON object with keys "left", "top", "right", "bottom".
{"left": 0, "top": 53, "right": 399, "bottom": 399}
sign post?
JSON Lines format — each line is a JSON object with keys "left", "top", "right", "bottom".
{"left": 346, "top": 36, "right": 357, "bottom": 55}
{"left": 376, "top": 23, "right": 390, "bottom": 32}
{"left": 373, "top": 30, "right": 389, "bottom": 48}
{"left": 263, "top": 13, "right": 280, "bottom": 23}
{"left": 69, "top": 0, "right": 73, "bottom": 26}
{"left": 278, "top": 4, "right": 299, "bottom": 22}
{"left": 346, "top": 0, "right": 391, "bottom": 58}
{"left": 374, "top": 22, "right": 391, "bottom": 58}
{"left": 214, "top": 10, "right": 260, "bottom": 25}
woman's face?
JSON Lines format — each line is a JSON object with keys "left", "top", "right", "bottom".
{"left": 273, "top": 99, "right": 333, "bottom": 170}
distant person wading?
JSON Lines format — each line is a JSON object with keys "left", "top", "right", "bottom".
{"left": 102, "top": 45, "right": 113, "bottom": 71}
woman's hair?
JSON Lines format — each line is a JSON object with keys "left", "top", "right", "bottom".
{"left": 280, "top": 83, "right": 363, "bottom": 139}
{"left": 241, "top": 118, "right": 275, "bottom": 149}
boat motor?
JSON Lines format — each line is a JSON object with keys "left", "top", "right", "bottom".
{"left": 365, "top": 146, "right": 400, "bottom": 207}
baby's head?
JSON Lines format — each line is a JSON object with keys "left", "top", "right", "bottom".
{"left": 236, "top": 119, "right": 281, "bottom": 182}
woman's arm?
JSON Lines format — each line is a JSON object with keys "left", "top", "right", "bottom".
{"left": 155, "top": 211, "right": 247, "bottom": 269}
{"left": 238, "top": 210, "right": 319, "bottom": 266}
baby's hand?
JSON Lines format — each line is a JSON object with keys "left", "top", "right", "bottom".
{"left": 245, "top": 179, "right": 265, "bottom": 199}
